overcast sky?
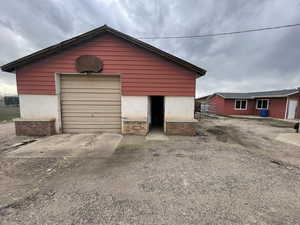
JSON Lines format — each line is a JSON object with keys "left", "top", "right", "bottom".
{"left": 1, "top": 0, "right": 300, "bottom": 97}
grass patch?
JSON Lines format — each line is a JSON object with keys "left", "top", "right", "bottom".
{"left": 0, "top": 106, "right": 20, "bottom": 122}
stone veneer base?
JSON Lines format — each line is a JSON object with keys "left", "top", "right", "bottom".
{"left": 122, "top": 120, "right": 148, "bottom": 135}
{"left": 15, "top": 119, "right": 56, "bottom": 136}
{"left": 165, "top": 121, "right": 197, "bottom": 136}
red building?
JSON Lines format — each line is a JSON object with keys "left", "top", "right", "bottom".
{"left": 197, "top": 89, "right": 300, "bottom": 119}
{"left": 1, "top": 25, "right": 206, "bottom": 136}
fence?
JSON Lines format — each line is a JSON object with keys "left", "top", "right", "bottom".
{"left": 199, "top": 102, "right": 217, "bottom": 114}
{"left": 3, "top": 96, "right": 19, "bottom": 106}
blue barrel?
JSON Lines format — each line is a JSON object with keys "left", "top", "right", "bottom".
{"left": 260, "top": 109, "right": 269, "bottom": 117}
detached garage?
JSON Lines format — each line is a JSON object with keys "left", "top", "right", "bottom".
{"left": 1, "top": 25, "right": 206, "bottom": 136}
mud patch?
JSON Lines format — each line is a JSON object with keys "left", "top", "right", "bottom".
{"left": 206, "top": 127, "right": 226, "bottom": 136}
{"left": 114, "top": 144, "right": 142, "bottom": 156}
{"left": 206, "top": 125, "right": 260, "bottom": 149}
{"left": 207, "top": 126, "right": 241, "bottom": 144}
{"left": 105, "top": 144, "right": 145, "bottom": 167}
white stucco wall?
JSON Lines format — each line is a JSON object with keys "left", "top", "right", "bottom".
{"left": 19, "top": 94, "right": 60, "bottom": 132}
{"left": 121, "top": 96, "right": 148, "bottom": 121}
{"left": 164, "top": 96, "right": 195, "bottom": 121}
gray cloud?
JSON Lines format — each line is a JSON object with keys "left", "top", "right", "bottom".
{"left": 1, "top": 0, "right": 300, "bottom": 97}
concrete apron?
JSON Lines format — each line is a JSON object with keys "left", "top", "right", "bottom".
{"left": 276, "top": 133, "right": 300, "bottom": 147}
{"left": 146, "top": 128, "right": 169, "bottom": 141}
{"left": 4, "top": 133, "right": 123, "bottom": 158}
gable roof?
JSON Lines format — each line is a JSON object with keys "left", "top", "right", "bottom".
{"left": 215, "top": 88, "right": 299, "bottom": 99}
{"left": 1, "top": 25, "right": 206, "bottom": 76}
{"left": 195, "top": 94, "right": 212, "bottom": 101}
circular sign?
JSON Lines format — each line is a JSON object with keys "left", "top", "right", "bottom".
{"left": 75, "top": 55, "right": 103, "bottom": 73}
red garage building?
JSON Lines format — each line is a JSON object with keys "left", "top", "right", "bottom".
{"left": 197, "top": 89, "right": 300, "bottom": 119}
{"left": 1, "top": 25, "right": 206, "bottom": 136}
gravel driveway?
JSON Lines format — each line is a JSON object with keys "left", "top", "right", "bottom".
{"left": 1, "top": 118, "right": 300, "bottom": 225}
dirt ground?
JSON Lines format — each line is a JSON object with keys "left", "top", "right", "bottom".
{"left": 0, "top": 106, "right": 20, "bottom": 122}
{"left": 1, "top": 118, "right": 300, "bottom": 225}
{"left": 0, "top": 122, "right": 30, "bottom": 150}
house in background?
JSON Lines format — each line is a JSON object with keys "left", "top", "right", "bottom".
{"left": 196, "top": 89, "right": 300, "bottom": 120}
{"left": 1, "top": 25, "right": 206, "bottom": 136}
{"left": 195, "top": 94, "right": 211, "bottom": 112}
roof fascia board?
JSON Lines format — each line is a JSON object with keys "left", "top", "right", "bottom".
{"left": 252, "top": 92, "right": 299, "bottom": 98}
{"left": 215, "top": 93, "right": 226, "bottom": 98}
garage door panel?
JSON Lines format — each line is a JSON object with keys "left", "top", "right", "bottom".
{"left": 62, "top": 109, "right": 120, "bottom": 116}
{"left": 62, "top": 105, "right": 121, "bottom": 114}
{"left": 61, "top": 88, "right": 120, "bottom": 94}
{"left": 61, "top": 93, "right": 120, "bottom": 101}
{"left": 63, "top": 128, "right": 121, "bottom": 133}
{"left": 64, "top": 123, "right": 121, "bottom": 127}
{"left": 62, "top": 110, "right": 120, "bottom": 115}
{"left": 61, "top": 99, "right": 120, "bottom": 104}
{"left": 61, "top": 81, "right": 120, "bottom": 89}
{"left": 61, "top": 100, "right": 120, "bottom": 106}
{"left": 61, "top": 75, "right": 119, "bottom": 81}
{"left": 62, "top": 117, "right": 121, "bottom": 123}
{"left": 63, "top": 124, "right": 121, "bottom": 129}
{"left": 61, "top": 74, "right": 121, "bottom": 133}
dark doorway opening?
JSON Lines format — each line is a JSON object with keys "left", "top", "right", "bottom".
{"left": 150, "top": 96, "right": 164, "bottom": 130}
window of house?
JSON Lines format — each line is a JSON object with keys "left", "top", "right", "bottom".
{"left": 235, "top": 99, "right": 247, "bottom": 110}
{"left": 256, "top": 99, "right": 269, "bottom": 109}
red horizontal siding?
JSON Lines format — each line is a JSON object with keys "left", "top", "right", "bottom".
{"left": 123, "top": 83, "right": 194, "bottom": 88}
{"left": 208, "top": 95, "right": 225, "bottom": 114}
{"left": 19, "top": 89, "right": 55, "bottom": 95}
{"left": 207, "top": 95, "right": 254, "bottom": 115}
{"left": 253, "top": 98, "right": 286, "bottom": 119}
{"left": 223, "top": 99, "right": 255, "bottom": 115}
{"left": 16, "top": 34, "right": 197, "bottom": 96}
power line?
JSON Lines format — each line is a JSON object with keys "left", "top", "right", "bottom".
{"left": 139, "top": 23, "right": 300, "bottom": 39}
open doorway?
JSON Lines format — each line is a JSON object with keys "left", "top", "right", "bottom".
{"left": 150, "top": 96, "right": 164, "bottom": 131}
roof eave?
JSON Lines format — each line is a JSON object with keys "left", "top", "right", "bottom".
{"left": 1, "top": 26, "right": 109, "bottom": 72}
{"left": 215, "top": 93, "right": 226, "bottom": 98}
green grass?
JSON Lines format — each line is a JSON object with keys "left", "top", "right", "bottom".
{"left": 0, "top": 106, "right": 20, "bottom": 122}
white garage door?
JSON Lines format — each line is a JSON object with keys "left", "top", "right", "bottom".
{"left": 60, "top": 74, "right": 121, "bottom": 133}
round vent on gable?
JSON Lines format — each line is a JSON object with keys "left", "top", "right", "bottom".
{"left": 75, "top": 55, "right": 103, "bottom": 73}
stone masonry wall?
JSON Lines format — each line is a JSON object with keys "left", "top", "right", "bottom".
{"left": 15, "top": 120, "right": 56, "bottom": 136}
{"left": 122, "top": 120, "right": 148, "bottom": 135}
{"left": 166, "top": 121, "right": 197, "bottom": 136}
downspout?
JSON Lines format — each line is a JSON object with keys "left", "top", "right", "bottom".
{"left": 297, "top": 87, "right": 300, "bottom": 120}
{"left": 284, "top": 97, "right": 289, "bottom": 119}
